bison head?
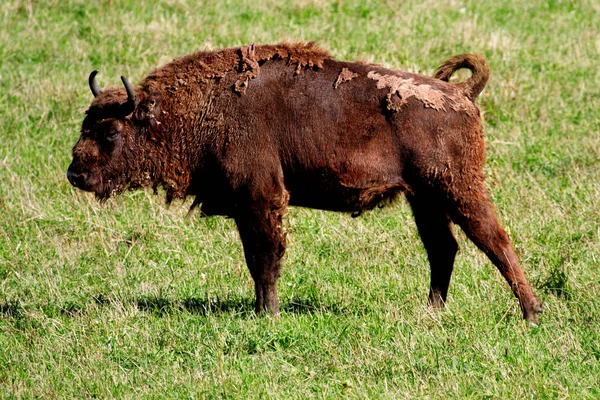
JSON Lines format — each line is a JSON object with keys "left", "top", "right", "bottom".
{"left": 67, "top": 71, "right": 155, "bottom": 200}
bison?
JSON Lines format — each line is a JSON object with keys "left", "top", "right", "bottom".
{"left": 67, "top": 42, "right": 542, "bottom": 324}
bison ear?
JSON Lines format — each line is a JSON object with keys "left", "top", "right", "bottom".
{"left": 133, "top": 92, "right": 162, "bottom": 128}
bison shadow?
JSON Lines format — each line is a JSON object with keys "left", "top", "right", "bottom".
{"left": 135, "top": 295, "right": 254, "bottom": 316}
{"left": 0, "top": 295, "right": 350, "bottom": 320}
{"left": 134, "top": 295, "right": 348, "bottom": 316}
{"left": 0, "top": 301, "right": 21, "bottom": 318}
{"left": 99, "top": 293, "right": 347, "bottom": 317}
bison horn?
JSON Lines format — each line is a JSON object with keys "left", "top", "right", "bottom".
{"left": 89, "top": 70, "right": 102, "bottom": 97}
{"left": 120, "top": 76, "right": 138, "bottom": 115}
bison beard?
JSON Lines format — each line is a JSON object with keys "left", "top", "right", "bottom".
{"left": 67, "top": 42, "right": 542, "bottom": 324}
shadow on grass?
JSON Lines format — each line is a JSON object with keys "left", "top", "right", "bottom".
{"left": 135, "top": 295, "right": 349, "bottom": 316}
{"left": 135, "top": 295, "right": 255, "bottom": 317}
{"left": 1, "top": 295, "right": 349, "bottom": 320}
{"left": 107, "top": 293, "right": 348, "bottom": 317}
{"left": 284, "top": 297, "right": 349, "bottom": 315}
{"left": 0, "top": 301, "right": 21, "bottom": 318}
{"left": 537, "top": 265, "right": 570, "bottom": 299}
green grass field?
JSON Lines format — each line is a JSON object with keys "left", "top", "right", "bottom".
{"left": 1, "top": 0, "right": 599, "bottom": 397}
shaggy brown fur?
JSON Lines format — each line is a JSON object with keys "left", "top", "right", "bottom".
{"left": 67, "top": 42, "right": 542, "bottom": 323}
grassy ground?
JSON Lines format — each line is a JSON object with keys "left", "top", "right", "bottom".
{"left": 1, "top": 0, "right": 599, "bottom": 398}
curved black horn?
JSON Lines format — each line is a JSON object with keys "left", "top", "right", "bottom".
{"left": 89, "top": 70, "right": 102, "bottom": 97}
{"left": 120, "top": 76, "right": 138, "bottom": 115}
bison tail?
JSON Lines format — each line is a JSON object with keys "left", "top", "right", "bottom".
{"left": 434, "top": 54, "right": 490, "bottom": 101}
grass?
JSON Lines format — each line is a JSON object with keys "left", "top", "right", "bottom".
{"left": 1, "top": 0, "right": 599, "bottom": 397}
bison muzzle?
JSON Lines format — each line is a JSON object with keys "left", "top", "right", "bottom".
{"left": 67, "top": 42, "right": 542, "bottom": 324}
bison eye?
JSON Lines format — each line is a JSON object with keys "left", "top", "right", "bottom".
{"left": 106, "top": 130, "right": 120, "bottom": 139}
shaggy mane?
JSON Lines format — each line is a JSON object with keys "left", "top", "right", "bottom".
{"left": 141, "top": 42, "right": 332, "bottom": 92}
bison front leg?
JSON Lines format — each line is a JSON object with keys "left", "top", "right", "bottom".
{"left": 234, "top": 194, "right": 289, "bottom": 315}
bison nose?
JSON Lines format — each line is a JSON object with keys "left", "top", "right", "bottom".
{"left": 66, "top": 170, "right": 86, "bottom": 188}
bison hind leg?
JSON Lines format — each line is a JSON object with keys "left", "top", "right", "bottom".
{"left": 407, "top": 193, "right": 458, "bottom": 308}
{"left": 448, "top": 184, "right": 542, "bottom": 323}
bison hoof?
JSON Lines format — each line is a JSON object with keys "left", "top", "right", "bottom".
{"left": 524, "top": 304, "right": 542, "bottom": 326}
{"left": 427, "top": 292, "right": 447, "bottom": 309}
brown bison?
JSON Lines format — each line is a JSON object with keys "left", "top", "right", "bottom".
{"left": 67, "top": 42, "right": 542, "bottom": 323}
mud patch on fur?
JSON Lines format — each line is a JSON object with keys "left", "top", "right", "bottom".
{"left": 235, "top": 44, "right": 261, "bottom": 94}
{"left": 144, "top": 42, "right": 331, "bottom": 96}
{"left": 367, "top": 71, "right": 449, "bottom": 111}
{"left": 334, "top": 68, "right": 359, "bottom": 89}
{"left": 233, "top": 42, "right": 331, "bottom": 94}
